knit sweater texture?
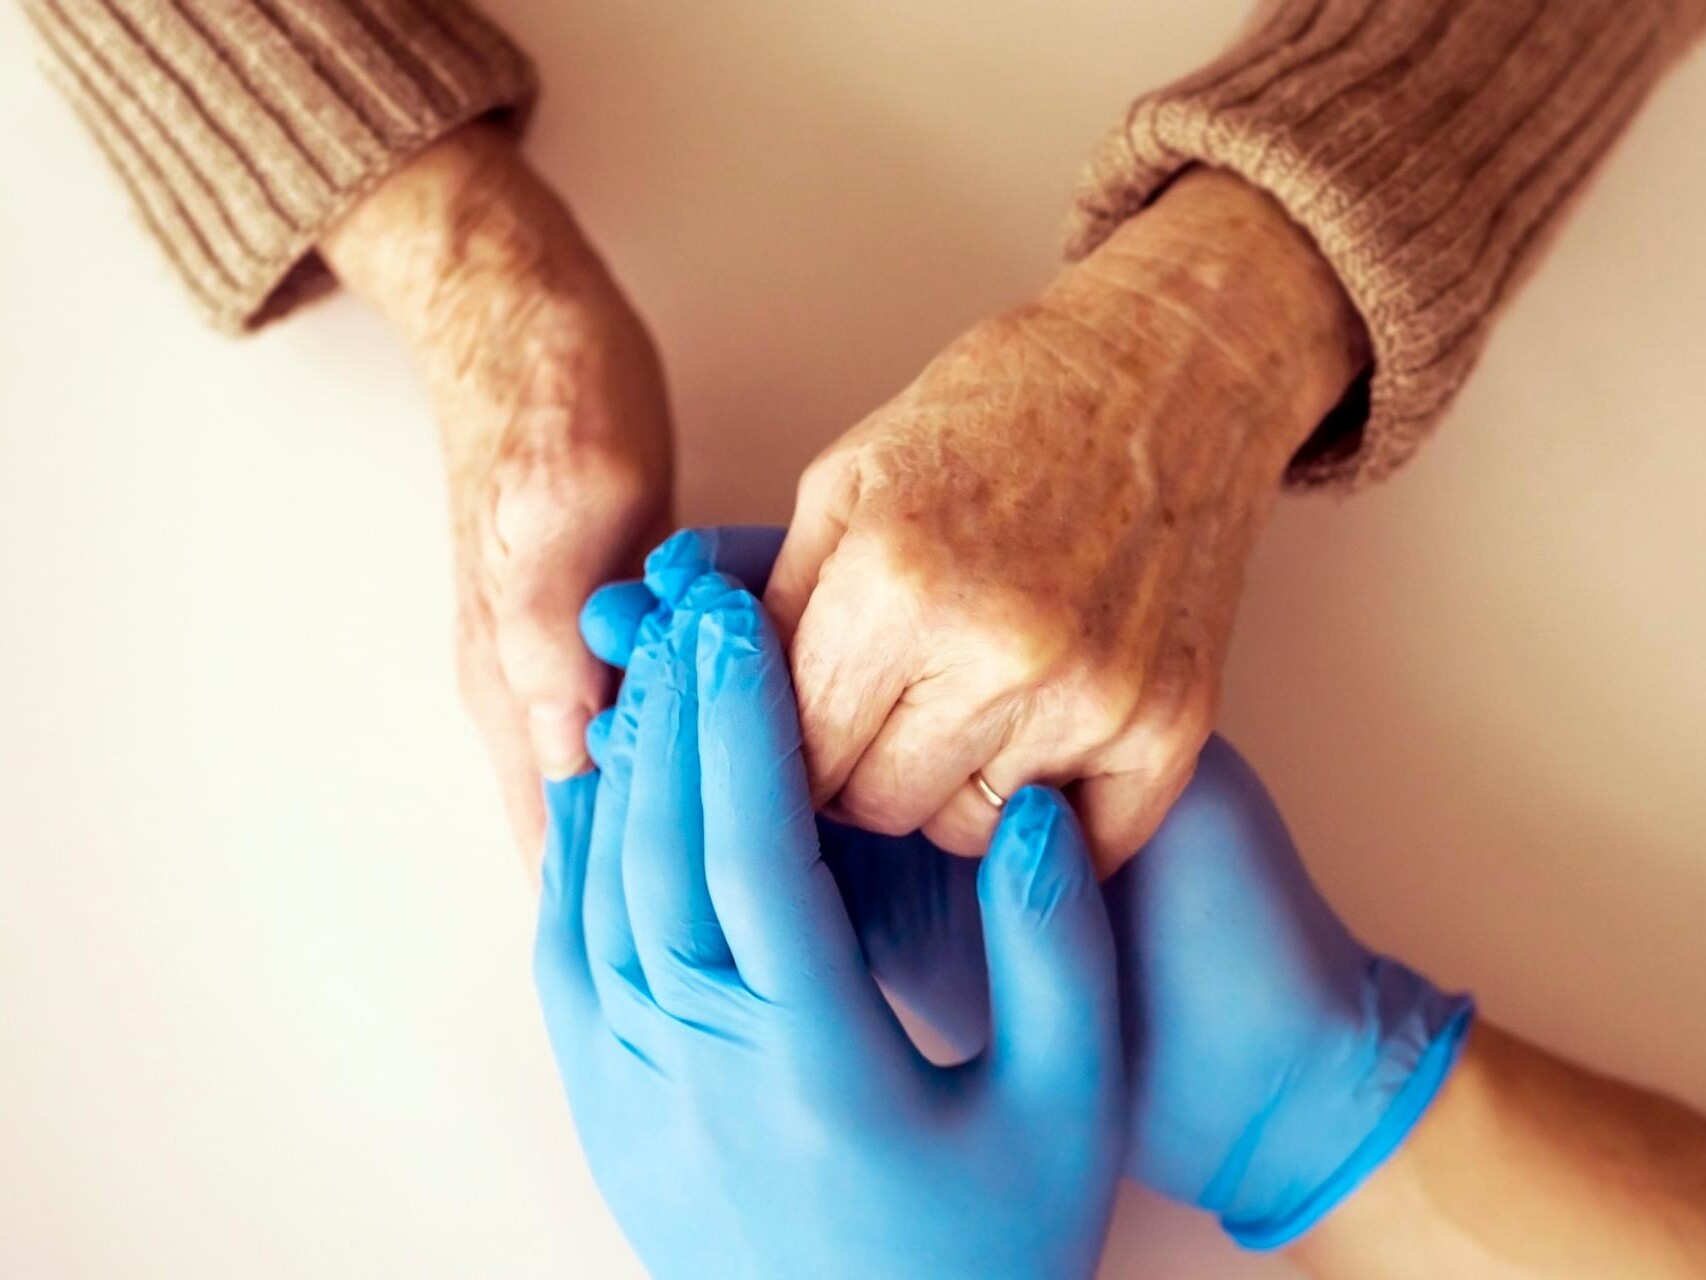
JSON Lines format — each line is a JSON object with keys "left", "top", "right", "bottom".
{"left": 24, "top": 0, "right": 1706, "bottom": 486}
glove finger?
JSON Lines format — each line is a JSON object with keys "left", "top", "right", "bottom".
{"left": 585, "top": 708, "right": 616, "bottom": 771}
{"left": 583, "top": 527, "right": 791, "bottom": 671}
{"left": 580, "top": 580, "right": 655, "bottom": 669}
{"left": 644, "top": 525, "right": 786, "bottom": 607}
{"left": 978, "top": 787, "right": 1123, "bottom": 1104}
{"left": 582, "top": 627, "right": 669, "bottom": 1044}
{"left": 693, "top": 579, "right": 874, "bottom": 1017}
{"left": 533, "top": 772, "right": 602, "bottom": 1031}
{"left": 623, "top": 610, "right": 735, "bottom": 1014}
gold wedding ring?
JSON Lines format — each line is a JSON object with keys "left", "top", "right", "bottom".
{"left": 972, "top": 770, "right": 1007, "bottom": 809}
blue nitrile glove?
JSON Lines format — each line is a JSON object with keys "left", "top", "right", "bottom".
{"left": 536, "top": 572, "right": 1126, "bottom": 1279}
{"left": 824, "top": 746, "right": 1475, "bottom": 1251}
{"left": 579, "top": 525, "right": 1476, "bottom": 1251}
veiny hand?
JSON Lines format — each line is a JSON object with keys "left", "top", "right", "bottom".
{"left": 764, "top": 168, "right": 1368, "bottom": 872}
{"left": 322, "top": 123, "right": 672, "bottom": 874}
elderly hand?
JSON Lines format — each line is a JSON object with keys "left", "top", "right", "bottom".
{"left": 763, "top": 169, "right": 1367, "bottom": 871}
{"left": 538, "top": 574, "right": 1124, "bottom": 1279}
{"left": 321, "top": 123, "right": 672, "bottom": 873}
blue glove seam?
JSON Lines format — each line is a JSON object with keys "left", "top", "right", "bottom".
{"left": 1221, "top": 998, "right": 1476, "bottom": 1252}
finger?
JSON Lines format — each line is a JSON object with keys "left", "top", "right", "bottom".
{"left": 495, "top": 753, "right": 549, "bottom": 884}
{"left": 645, "top": 525, "right": 788, "bottom": 606}
{"left": 482, "top": 464, "right": 641, "bottom": 782}
{"left": 580, "top": 580, "right": 655, "bottom": 669}
{"left": 762, "top": 455, "right": 857, "bottom": 647}
{"left": 693, "top": 581, "right": 873, "bottom": 1014}
{"left": 977, "top": 786, "right": 1122, "bottom": 1104}
{"left": 784, "top": 540, "right": 917, "bottom": 803}
{"left": 920, "top": 783, "right": 1004, "bottom": 859}
{"left": 1072, "top": 751, "right": 1198, "bottom": 879}
{"left": 918, "top": 733, "right": 1071, "bottom": 858}
{"left": 494, "top": 566, "right": 610, "bottom": 781}
{"left": 457, "top": 616, "right": 548, "bottom": 875}
{"left": 834, "top": 690, "right": 1007, "bottom": 836}
{"left": 581, "top": 629, "right": 669, "bottom": 1036}
{"left": 622, "top": 610, "right": 735, "bottom": 1012}
{"left": 698, "top": 525, "right": 787, "bottom": 597}
{"left": 580, "top": 526, "right": 792, "bottom": 672}
{"left": 533, "top": 772, "right": 602, "bottom": 1030}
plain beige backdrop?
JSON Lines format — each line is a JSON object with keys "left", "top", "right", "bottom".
{"left": 3, "top": 2, "right": 1704, "bottom": 1276}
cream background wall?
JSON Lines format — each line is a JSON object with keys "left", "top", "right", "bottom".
{"left": 2, "top": 3, "right": 1703, "bottom": 1276}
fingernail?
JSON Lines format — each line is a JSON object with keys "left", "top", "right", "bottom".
{"left": 643, "top": 529, "right": 712, "bottom": 606}
{"left": 529, "top": 703, "right": 589, "bottom": 781}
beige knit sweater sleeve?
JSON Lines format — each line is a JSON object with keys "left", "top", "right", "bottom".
{"left": 1069, "top": 0, "right": 1706, "bottom": 489}
{"left": 21, "top": 0, "right": 536, "bottom": 331}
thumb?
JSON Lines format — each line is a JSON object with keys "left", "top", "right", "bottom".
{"left": 978, "top": 787, "right": 1122, "bottom": 1100}
{"left": 762, "top": 454, "right": 856, "bottom": 646}
{"left": 493, "top": 552, "right": 611, "bottom": 781}
{"left": 580, "top": 580, "right": 656, "bottom": 670}
{"left": 579, "top": 525, "right": 791, "bottom": 670}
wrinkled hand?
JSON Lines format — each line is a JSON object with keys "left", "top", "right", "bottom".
{"left": 322, "top": 124, "right": 671, "bottom": 872}
{"left": 763, "top": 169, "right": 1367, "bottom": 871}
{"left": 538, "top": 574, "right": 1124, "bottom": 1279}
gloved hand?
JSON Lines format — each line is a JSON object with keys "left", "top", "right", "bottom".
{"left": 582, "top": 526, "right": 991, "bottom": 1053}
{"left": 580, "top": 526, "right": 1475, "bottom": 1251}
{"left": 536, "top": 571, "right": 1126, "bottom": 1279}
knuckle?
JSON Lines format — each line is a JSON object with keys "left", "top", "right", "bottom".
{"left": 794, "top": 446, "right": 857, "bottom": 517}
{"left": 1055, "top": 662, "right": 1144, "bottom": 745}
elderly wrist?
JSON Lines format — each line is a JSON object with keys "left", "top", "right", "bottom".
{"left": 321, "top": 123, "right": 602, "bottom": 353}
{"left": 1061, "top": 167, "right": 1370, "bottom": 465}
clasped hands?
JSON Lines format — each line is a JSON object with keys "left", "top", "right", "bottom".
{"left": 323, "top": 127, "right": 1366, "bottom": 876}
{"left": 326, "top": 123, "right": 1444, "bottom": 1274}
{"left": 534, "top": 527, "right": 1472, "bottom": 1278}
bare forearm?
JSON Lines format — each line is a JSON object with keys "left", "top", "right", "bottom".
{"left": 1293, "top": 1024, "right": 1706, "bottom": 1277}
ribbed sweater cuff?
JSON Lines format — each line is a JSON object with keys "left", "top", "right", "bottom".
{"left": 1066, "top": 0, "right": 1702, "bottom": 491}
{"left": 23, "top": 0, "right": 538, "bottom": 331}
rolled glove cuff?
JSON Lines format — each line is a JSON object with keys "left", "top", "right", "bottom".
{"left": 1223, "top": 995, "right": 1475, "bottom": 1251}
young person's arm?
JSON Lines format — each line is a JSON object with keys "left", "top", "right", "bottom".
{"left": 1293, "top": 1024, "right": 1706, "bottom": 1278}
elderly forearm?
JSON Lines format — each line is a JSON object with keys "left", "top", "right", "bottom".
{"left": 20, "top": 0, "right": 535, "bottom": 330}
{"left": 1072, "top": 0, "right": 1706, "bottom": 490}
{"left": 320, "top": 123, "right": 605, "bottom": 374}
{"left": 1292, "top": 1023, "right": 1706, "bottom": 1277}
